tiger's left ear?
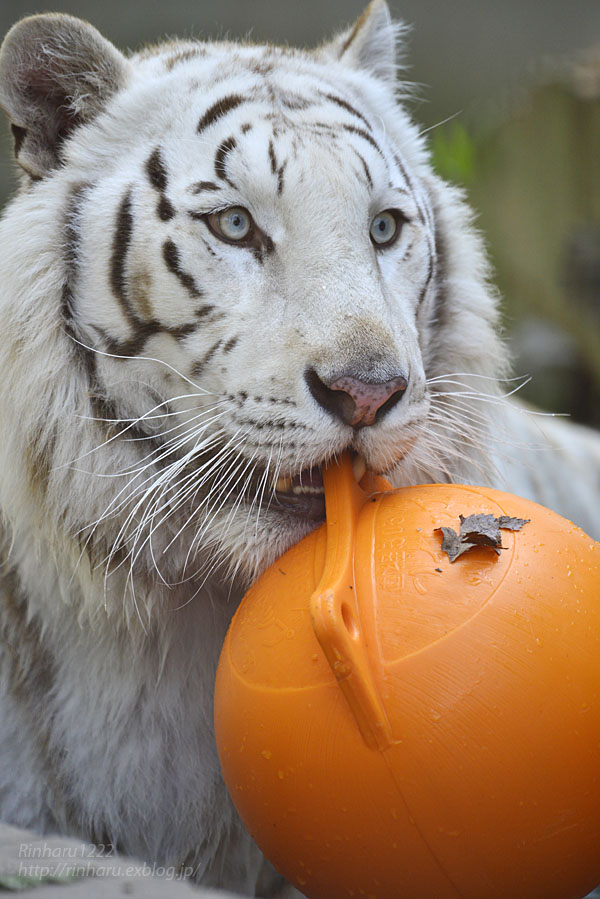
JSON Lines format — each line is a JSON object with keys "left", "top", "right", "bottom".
{"left": 316, "top": 0, "right": 400, "bottom": 85}
{"left": 0, "top": 14, "right": 129, "bottom": 179}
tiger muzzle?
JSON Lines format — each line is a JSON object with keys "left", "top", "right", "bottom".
{"left": 305, "top": 368, "right": 408, "bottom": 428}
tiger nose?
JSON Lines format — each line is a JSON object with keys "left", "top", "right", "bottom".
{"left": 305, "top": 368, "right": 408, "bottom": 428}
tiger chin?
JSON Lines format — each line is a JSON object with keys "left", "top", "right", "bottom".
{"left": 0, "top": 2, "right": 598, "bottom": 896}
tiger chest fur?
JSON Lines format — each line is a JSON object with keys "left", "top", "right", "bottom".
{"left": 0, "top": 1, "right": 598, "bottom": 896}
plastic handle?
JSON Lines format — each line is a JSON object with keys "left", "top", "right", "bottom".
{"left": 309, "top": 455, "right": 394, "bottom": 751}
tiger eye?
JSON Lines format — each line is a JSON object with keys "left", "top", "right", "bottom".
{"left": 370, "top": 209, "right": 403, "bottom": 248}
{"left": 213, "top": 207, "right": 252, "bottom": 242}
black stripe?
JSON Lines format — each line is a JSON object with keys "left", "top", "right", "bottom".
{"left": 401, "top": 239, "right": 415, "bottom": 262}
{"left": 324, "top": 93, "right": 372, "bottom": 132}
{"left": 192, "top": 340, "right": 223, "bottom": 377}
{"left": 342, "top": 124, "right": 382, "bottom": 155}
{"left": 277, "top": 162, "right": 286, "bottom": 196}
{"left": 110, "top": 189, "right": 135, "bottom": 322}
{"left": 61, "top": 188, "right": 134, "bottom": 438}
{"left": 223, "top": 336, "right": 239, "bottom": 353}
{"left": 268, "top": 140, "right": 277, "bottom": 175}
{"left": 169, "top": 322, "right": 199, "bottom": 341}
{"left": 240, "top": 123, "right": 253, "bottom": 134}
{"left": 393, "top": 154, "right": 413, "bottom": 190}
{"left": 165, "top": 48, "right": 204, "bottom": 71}
{"left": 146, "top": 148, "right": 175, "bottom": 222}
{"left": 353, "top": 150, "right": 372, "bottom": 188}
{"left": 190, "top": 180, "right": 220, "bottom": 193}
{"left": 101, "top": 320, "right": 161, "bottom": 357}
{"left": 195, "top": 304, "right": 216, "bottom": 320}
{"left": 146, "top": 148, "right": 168, "bottom": 193}
{"left": 393, "top": 154, "right": 428, "bottom": 226}
{"left": 100, "top": 319, "right": 198, "bottom": 358}
{"left": 162, "top": 239, "right": 204, "bottom": 299}
{"left": 198, "top": 94, "right": 245, "bottom": 133}
{"left": 252, "top": 227, "right": 275, "bottom": 263}
{"left": 200, "top": 236, "right": 217, "bottom": 257}
{"left": 158, "top": 196, "right": 175, "bottom": 222}
{"left": 280, "top": 94, "right": 313, "bottom": 111}
{"left": 214, "top": 136, "right": 237, "bottom": 185}
{"left": 269, "top": 395, "right": 297, "bottom": 407}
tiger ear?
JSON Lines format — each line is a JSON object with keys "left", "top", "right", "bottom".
{"left": 0, "top": 14, "right": 129, "bottom": 179}
{"left": 317, "top": 0, "right": 401, "bottom": 85}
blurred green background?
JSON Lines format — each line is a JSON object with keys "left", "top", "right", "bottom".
{"left": 0, "top": 0, "right": 599, "bottom": 426}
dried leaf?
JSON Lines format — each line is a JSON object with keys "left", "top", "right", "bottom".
{"left": 436, "top": 511, "right": 530, "bottom": 563}
{"left": 498, "top": 515, "right": 530, "bottom": 531}
{"left": 459, "top": 513, "right": 502, "bottom": 548}
{"left": 435, "top": 526, "right": 478, "bottom": 562}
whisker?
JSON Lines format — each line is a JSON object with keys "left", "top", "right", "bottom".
{"left": 426, "top": 372, "right": 530, "bottom": 385}
{"left": 69, "top": 334, "right": 214, "bottom": 394}
{"left": 61, "top": 401, "right": 231, "bottom": 472}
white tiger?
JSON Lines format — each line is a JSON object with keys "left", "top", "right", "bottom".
{"left": 0, "top": 2, "right": 598, "bottom": 896}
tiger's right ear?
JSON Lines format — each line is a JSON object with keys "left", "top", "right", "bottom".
{"left": 0, "top": 14, "right": 129, "bottom": 179}
{"left": 316, "top": 0, "right": 402, "bottom": 86}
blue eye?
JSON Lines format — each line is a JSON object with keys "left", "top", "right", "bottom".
{"left": 370, "top": 210, "right": 402, "bottom": 247}
{"left": 216, "top": 207, "right": 252, "bottom": 241}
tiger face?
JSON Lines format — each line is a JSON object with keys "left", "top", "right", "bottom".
{"left": 74, "top": 68, "right": 435, "bottom": 562}
{"left": 0, "top": 2, "right": 502, "bottom": 592}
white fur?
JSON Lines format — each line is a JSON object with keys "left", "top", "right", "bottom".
{"left": 0, "top": 2, "right": 597, "bottom": 896}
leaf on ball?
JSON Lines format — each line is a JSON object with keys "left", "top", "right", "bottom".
{"left": 435, "top": 512, "right": 529, "bottom": 562}
{"left": 459, "top": 513, "right": 502, "bottom": 547}
{"left": 498, "top": 515, "right": 531, "bottom": 531}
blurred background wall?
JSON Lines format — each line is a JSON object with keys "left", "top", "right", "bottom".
{"left": 0, "top": 0, "right": 599, "bottom": 426}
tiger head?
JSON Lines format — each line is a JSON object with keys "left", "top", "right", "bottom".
{"left": 0, "top": 2, "right": 505, "bottom": 599}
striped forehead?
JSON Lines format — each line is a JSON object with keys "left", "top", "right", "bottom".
{"left": 131, "top": 42, "right": 421, "bottom": 196}
{"left": 175, "top": 83, "right": 407, "bottom": 198}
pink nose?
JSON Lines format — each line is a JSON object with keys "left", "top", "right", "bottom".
{"left": 329, "top": 374, "right": 408, "bottom": 426}
{"left": 305, "top": 368, "right": 408, "bottom": 428}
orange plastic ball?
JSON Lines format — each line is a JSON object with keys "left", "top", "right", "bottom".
{"left": 214, "top": 456, "right": 600, "bottom": 899}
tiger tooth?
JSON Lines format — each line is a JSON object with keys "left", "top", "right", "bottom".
{"left": 275, "top": 476, "right": 293, "bottom": 492}
{"left": 292, "top": 485, "right": 324, "bottom": 495}
{"left": 352, "top": 453, "right": 367, "bottom": 482}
